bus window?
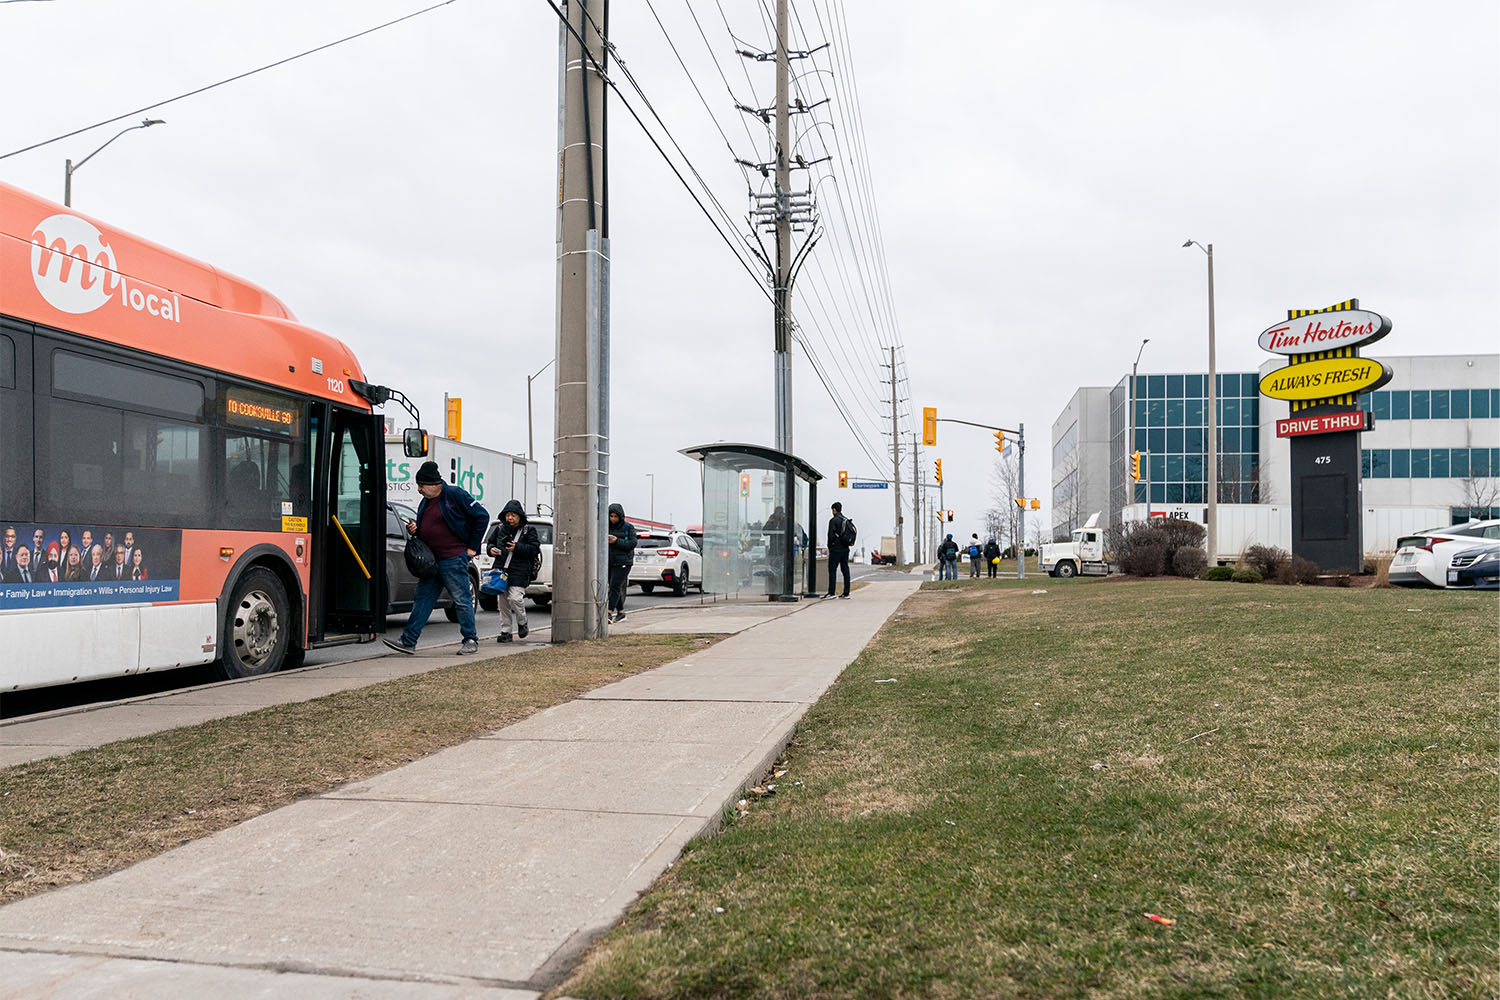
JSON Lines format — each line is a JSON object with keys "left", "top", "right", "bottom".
{"left": 0, "top": 325, "right": 31, "bottom": 519}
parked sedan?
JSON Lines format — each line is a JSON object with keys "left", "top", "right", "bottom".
{"left": 1446, "top": 542, "right": 1500, "bottom": 590}
{"left": 1390, "top": 519, "right": 1500, "bottom": 588}
{"left": 630, "top": 530, "right": 704, "bottom": 596}
{"left": 384, "top": 501, "right": 480, "bottom": 619}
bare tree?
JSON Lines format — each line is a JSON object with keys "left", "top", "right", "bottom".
{"left": 1458, "top": 473, "right": 1500, "bottom": 518}
{"left": 987, "top": 455, "right": 1023, "bottom": 556}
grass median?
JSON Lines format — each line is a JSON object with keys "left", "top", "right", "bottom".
{"left": 0, "top": 634, "right": 712, "bottom": 905}
{"left": 562, "top": 579, "right": 1497, "bottom": 999}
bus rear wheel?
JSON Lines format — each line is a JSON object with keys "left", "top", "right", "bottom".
{"left": 217, "top": 567, "right": 291, "bottom": 679}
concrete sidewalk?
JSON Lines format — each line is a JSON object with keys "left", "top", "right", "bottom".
{"left": 0, "top": 580, "right": 919, "bottom": 999}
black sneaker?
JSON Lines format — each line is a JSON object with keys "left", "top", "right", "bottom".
{"left": 498, "top": 632, "right": 513, "bottom": 643}
{"left": 383, "top": 638, "right": 416, "bottom": 655}
{"left": 518, "top": 622, "right": 529, "bottom": 639}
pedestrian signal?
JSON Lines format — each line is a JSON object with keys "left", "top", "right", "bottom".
{"left": 922, "top": 407, "right": 938, "bottom": 446}
{"left": 1130, "top": 451, "right": 1142, "bottom": 481}
{"left": 838, "top": 470, "right": 848, "bottom": 488}
{"left": 994, "top": 430, "right": 1005, "bottom": 453}
{"left": 935, "top": 458, "right": 943, "bottom": 484}
{"left": 740, "top": 473, "right": 750, "bottom": 497}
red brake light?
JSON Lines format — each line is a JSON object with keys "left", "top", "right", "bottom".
{"left": 658, "top": 548, "right": 679, "bottom": 558}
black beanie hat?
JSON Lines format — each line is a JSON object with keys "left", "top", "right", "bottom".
{"left": 831, "top": 501, "right": 842, "bottom": 512}
{"left": 415, "top": 461, "right": 443, "bottom": 485}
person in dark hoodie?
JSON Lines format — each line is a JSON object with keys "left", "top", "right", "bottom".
{"left": 983, "top": 536, "right": 1001, "bottom": 578}
{"left": 487, "top": 499, "right": 540, "bottom": 643}
{"left": 385, "top": 460, "right": 489, "bottom": 655}
{"left": 607, "top": 503, "right": 637, "bottom": 623}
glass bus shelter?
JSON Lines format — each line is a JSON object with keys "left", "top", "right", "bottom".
{"left": 679, "top": 443, "right": 823, "bottom": 600}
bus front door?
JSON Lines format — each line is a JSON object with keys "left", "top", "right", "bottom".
{"left": 318, "top": 407, "right": 385, "bottom": 638}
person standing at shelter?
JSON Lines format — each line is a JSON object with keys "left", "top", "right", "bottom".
{"left": 607, "top": 503, "right": 637, "bottom": 623}
{"left": 824, "top": 501, "right": 854, "bottom": 599}
{"left": 938, "top": 533, "right": 959, "bottom": 580}
{"left": 488, "top": 500, "right": 539, "bottom": 643}
{"left": 983, "top": 536, "right": 1001, "bottom": 578}
{"left": 385, "top": 461, "right": 489, "bottom": 656}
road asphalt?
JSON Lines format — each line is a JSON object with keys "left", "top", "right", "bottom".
{"left": 0, "top": 578, "right": 920, "bottom": 999}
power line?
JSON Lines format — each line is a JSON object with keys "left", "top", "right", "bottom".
{"left": 0, "top": 0, "right": 460, "bottom": 161}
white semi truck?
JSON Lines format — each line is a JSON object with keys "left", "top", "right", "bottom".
{"left": 1040, "top": 514, "right": 1110, "bottom": 577}
{"left": 384, "top": 434, "right": 537, "bottom": 513}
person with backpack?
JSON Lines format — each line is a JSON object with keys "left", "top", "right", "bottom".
{"left": 487, "top": 499, "right": 540, "bottom": 643}
{"left": 386, "top": 460, "right": 489, "bottom": 656}
{"left": 938, "top": 533, "right": 959, "bottom": 580}
{"left": 606, "top": 503, "right": 637, "bottom": 623}
{"left": 968, "top": 533, "right": 983, "bottom": 578}
{"left": 983, "top": 536, "right": 1001, "bottom": 578}
{"left": 824, "top": 501, "right": 855, "bottom": 599}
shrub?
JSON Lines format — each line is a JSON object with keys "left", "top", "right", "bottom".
{"left": 1231, "top": 569, "right": 1263, "bottom": 584}
{"left": 1201, "top": 566, "right": 1235, "bottom": 581}
{"left": 1244, "top": 544, "right": 1290, "bottom": 578}
{"left": 1273, "top": 555, "right": 1320, "bottom": 586}
{"left": 1121, "top": 542, "right": 1167, "bottom": 577}
{"left": 1173, "top": 546, "right": 1208, "bottom": 578}
{"left": 1114, "top": 519, "right": 1206, "bottom": 578}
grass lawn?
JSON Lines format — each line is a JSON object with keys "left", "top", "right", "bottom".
{"left": 562, "top": 579, "right": 1498, "bottom": 999}
{"left": 0, "top": 634, "right": 712, "bottom": 904}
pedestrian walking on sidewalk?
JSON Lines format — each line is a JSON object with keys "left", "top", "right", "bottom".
{"left": 968, "top": 534, "right": 982, "bottom": 578}
{"left": 607, "top": 502, "right": 637, "bottom": 623}
{"left": 938, "top": 533, "right": 959, "bottom": 580}
{"left": 488, "top": 499, "right": 540, "bottom": 643}
{"left": 824, "top": 501, "right": 854, "bottom": 599}
{"left": 984, "top": 537, "right": 1001, "bottom": 578}
{"left": 385, "top": 461, "right": 489, "bottom": 656}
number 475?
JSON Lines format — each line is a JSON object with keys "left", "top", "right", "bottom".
{"left": 1314, "top": 455, "right": 1332, "bottom": 465}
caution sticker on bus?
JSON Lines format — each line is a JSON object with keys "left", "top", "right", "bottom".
{"left": 281, "top": 516, "right": 309, "bottom": 533}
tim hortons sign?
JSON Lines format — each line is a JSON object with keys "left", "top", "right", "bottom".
{"left": 1258, "top": 309, "right": 1391, "bottom": 355}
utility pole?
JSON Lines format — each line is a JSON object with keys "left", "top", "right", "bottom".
{"left": 772, "top": 0, "right": 793, "bottom": 455}
{"left": 553, "top": 0, "right": 609, "bottom": 641}
{"left": 1017, "top": 422, "right": 1026, "bottom": 580}
{"left": 910, "top": 432, "right": 920, "bottom": 563}
{"left": 887, "top": 346, "right": 904, "bottom": 564}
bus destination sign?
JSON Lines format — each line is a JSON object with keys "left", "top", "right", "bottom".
{"left": 225, "top": 387, "right": 302, "bottom": 434}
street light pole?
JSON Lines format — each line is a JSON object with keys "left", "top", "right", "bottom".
{"left": 1184, "top": 240, "right": 1217, "bottom": 563}
{"left": 64, "top": 119, "right": 165, "bottom": 207}
{"left": 526, "top": 358, "right": 555, "bottom": 459}
{"left": 646, "top": 473, "right": 654, "bottom": 526}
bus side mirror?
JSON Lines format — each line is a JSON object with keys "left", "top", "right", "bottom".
{"left": 404, "top": 428, "right": 429, "bottom": 458}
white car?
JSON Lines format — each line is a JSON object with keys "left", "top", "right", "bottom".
{"left": 1389, "top": 519, "right": 1500, "bottom": 588}
{"left": 629, "top": 530, "right": 703, "bottom": 596}
{"left": 476, "top": 514, "right": 554, "bottom": 609}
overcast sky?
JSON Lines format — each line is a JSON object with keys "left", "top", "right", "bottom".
{"left": 3, "top": 0, "right": 1495, "bottom": 550}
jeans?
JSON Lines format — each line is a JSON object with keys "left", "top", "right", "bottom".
{"left": 826, "top": 549, "right": 850, "bottom": 596}
{"left": 608, "top": 564, "right": 631, "bottom": 612}
{"left": 402, "top": 554, "right": 476, "bottom": 645}
{"left": 939, "top": 557, "right": 956, "bottom": 580}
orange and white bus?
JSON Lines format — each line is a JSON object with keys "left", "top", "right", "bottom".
{"left": 0, "top": 181, "right": 425, "bottom": 690}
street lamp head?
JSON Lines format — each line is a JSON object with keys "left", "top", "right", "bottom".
{"left": 1181, "top": 239, "right": 1193, "bottom": 247}
{"left": 141, "top": 119, "right": 165, "bottom": 127}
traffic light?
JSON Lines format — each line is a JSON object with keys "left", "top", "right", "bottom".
{"left": 445, "top": 396, "right": 462, "bottom": 441}
{"left": 947, "top": 509, "right": 955, "bottom": 522}
{"left": 922, "top": 407, "right": 938, "bottom": 446}
{"left": 1014, "top": 497, "right": 1026, "bottom": 509}
{"left": 1030, "top": 498, "right": 1041, "bottom": 510}
{"left": 838, "top": 470, "right": 848, "bottom": 488}
{"left": 935, "top": 458, "right": 943, "bottom": 484}
{"left": 1130, "top": 451, "right": 1142, "bottom": 481}
{"left": 993, "top": 430, "right": 1005, "bottom": 453}
{"left": 740, "top": 473, "right": 750, "bottom": 497}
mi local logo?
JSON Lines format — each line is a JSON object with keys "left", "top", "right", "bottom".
{"left": 30, "top": 214, "right": 180, "bottom": 322}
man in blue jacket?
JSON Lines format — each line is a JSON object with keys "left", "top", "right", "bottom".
{"left": 385, "top": 461, "right": 489, "bottom": 655}
{"left": 606, "top": 502, "right": 637, "bottom": 623}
